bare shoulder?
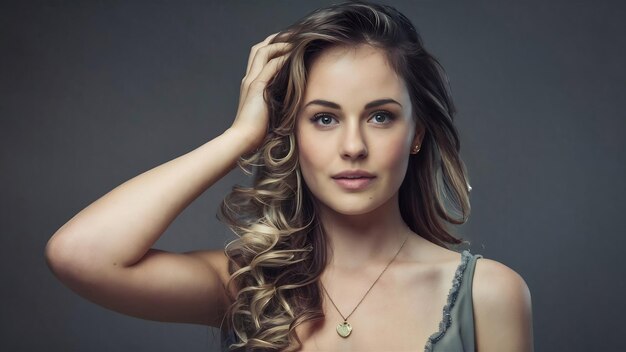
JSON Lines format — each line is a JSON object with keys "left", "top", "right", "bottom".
{"left": 473, "top": 257, "right": 534, "bottom": 352}
{"left": 473, "top": 258, "right": 530, "bottom": 298}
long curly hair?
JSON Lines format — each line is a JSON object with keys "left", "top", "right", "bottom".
{"left": 217, "top": 1, "right": 471, "bottom": 350}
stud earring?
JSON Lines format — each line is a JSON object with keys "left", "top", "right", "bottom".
{"left": 411, "top": 144, "right": 421, "bottom": 154}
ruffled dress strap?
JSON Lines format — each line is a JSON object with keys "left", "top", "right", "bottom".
{"left": 424, "top": 250, "right": 483, "bottom": 352}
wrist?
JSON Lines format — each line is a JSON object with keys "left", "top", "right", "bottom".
{"left": 222, "top": 128, "right": 263, "bottom": 155}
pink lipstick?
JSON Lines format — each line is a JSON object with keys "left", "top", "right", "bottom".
{"left": 331, "top": 170, "right": 376, "bottom": 191}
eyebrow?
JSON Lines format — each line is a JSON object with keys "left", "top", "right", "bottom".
{"left": 303, "top": 98, "right": 403, "bottom": 110}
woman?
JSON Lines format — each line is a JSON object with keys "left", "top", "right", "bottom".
{"left": 45, "top": 1, "right": 533, "bottom": 351}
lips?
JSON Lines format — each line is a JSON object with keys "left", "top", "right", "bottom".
{"left": 331, "top": 170, "right": 376, "bottom": 179}
{"left": 331, "top": 170, "right": 376, "bottom": 190}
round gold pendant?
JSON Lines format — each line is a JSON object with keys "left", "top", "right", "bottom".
{"left": 336, "top": 321, "right": 352, "bottom": 338}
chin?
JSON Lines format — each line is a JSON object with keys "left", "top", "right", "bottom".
{"left": 318, "top": 196, "right": 384, "bottom": 216}
{"left": 331, "top": 206, "right": 373, "bottom": 216}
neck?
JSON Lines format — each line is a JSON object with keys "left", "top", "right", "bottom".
{"left": 315, "top": 193, "right": 412, "bottom": 270}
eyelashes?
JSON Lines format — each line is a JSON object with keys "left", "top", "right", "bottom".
{"left": 310, "top": 110, "right": 396, "bottom": 127}
{"left": 370, "top": 111, "right": 395, "bottom": 124}
{"left": 311, "top": 113, "right": 336, "bottom": 126}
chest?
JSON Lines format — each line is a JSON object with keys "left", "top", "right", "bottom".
{"left": 295, "top": 262, "right": 459, "bottom": 351}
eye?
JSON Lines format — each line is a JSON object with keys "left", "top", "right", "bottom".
{"left": 311, "top": 113, "right": 338, "bottom": 126}
{"left": 369, "top": 111, "right": 394, "bottom": 125}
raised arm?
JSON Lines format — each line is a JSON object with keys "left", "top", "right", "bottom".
{"left": 44, "top": 33, "right": 291, "bottom": 327}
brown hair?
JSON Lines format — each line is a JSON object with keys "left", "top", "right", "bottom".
{"left": 218, "top": 1, "right": 471, "bottom": 350}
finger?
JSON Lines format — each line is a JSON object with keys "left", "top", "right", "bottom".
{"left": 237, "top": 53, "right": 289, "bottom": 115}
{"left": 248, "top": 53, "right": 290, "bottom": 92}
{"left": 245, "top": 33, "right": 280, "bottom": 76}
{"left": 239, "top": 44, "right": 290, "bottom": 113}
{"left": 246, "top": 42, "right": 291, "bottom": 84}
{"left": 270, "top": 31, "right": 291, "bottom": 44}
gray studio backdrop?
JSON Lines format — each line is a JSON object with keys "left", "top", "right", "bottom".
{"left": 1, "top": 1, "right": 624, "bottom": 351}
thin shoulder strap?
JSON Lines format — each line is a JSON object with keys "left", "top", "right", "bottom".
{"left": 424, "top": 250, "right": 483, "bottom": 352}
{"left": 455, "top": 251, "right": 482, "bottom": 351}
{"left": 465, "top": 251, "right": 483, "bottom": 290}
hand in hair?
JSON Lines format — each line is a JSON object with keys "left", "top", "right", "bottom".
{"left": 229, "top": 33, "right": 291, "bottom": 153}
{"left": 42, "top": 36, "right": 295, "bottom": 328}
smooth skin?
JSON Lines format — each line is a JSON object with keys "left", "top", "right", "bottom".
{"left": 292, "top": 44, "right": 533, "bottom": 351}
{"left": 45, "top": 34, "right": 533, "bottom": 351}
{"left": 45, "top": 33, "right": 289, "bottom": 327}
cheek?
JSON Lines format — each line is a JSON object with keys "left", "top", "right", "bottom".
{"left": 296, "top": 128, "right": 327, "bottom": 186}
{"left": 376, "top": 134, "right": 412, "bottom": 175}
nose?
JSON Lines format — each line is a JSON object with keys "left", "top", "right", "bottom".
{"left": 341, "top": 121, "right": 368, "bottom": 160}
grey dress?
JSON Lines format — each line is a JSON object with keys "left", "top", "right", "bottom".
{"left": 222, "top": 250, "right": 483, "bottom": 352}
{"left": 424, "top": 250, "right": 483, "bottom": 352}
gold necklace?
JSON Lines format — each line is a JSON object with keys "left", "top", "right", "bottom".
{"left": 320, "top": 235, "right": 409, "bottom": 338}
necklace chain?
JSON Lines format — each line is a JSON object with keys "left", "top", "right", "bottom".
{"left": 320, "top": 235, "right": 409, "bottom": 331}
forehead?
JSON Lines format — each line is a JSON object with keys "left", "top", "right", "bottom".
{"left": 303, "top": 44, "right": 408, "bottom": 106}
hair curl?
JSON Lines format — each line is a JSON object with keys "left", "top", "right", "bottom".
{"left": 218, "top": 1, "right": 471, "bottom": 350}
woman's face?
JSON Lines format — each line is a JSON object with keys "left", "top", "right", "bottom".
{"left": 296, "top": 44, "right": 423, "bottom": 216}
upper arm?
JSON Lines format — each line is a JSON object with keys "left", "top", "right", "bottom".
{"left": 46, "top": 241, "right": 233, "bottom": 328}
{"left": 473, "top": 258, "right": 534, "bottom": 352}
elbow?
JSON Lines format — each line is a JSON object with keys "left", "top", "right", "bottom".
{"left": 45, "top": 229, "right": 101, "bottom": 283}
{"left": 45, "top": 231, "right": 78, "bottom": 281}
